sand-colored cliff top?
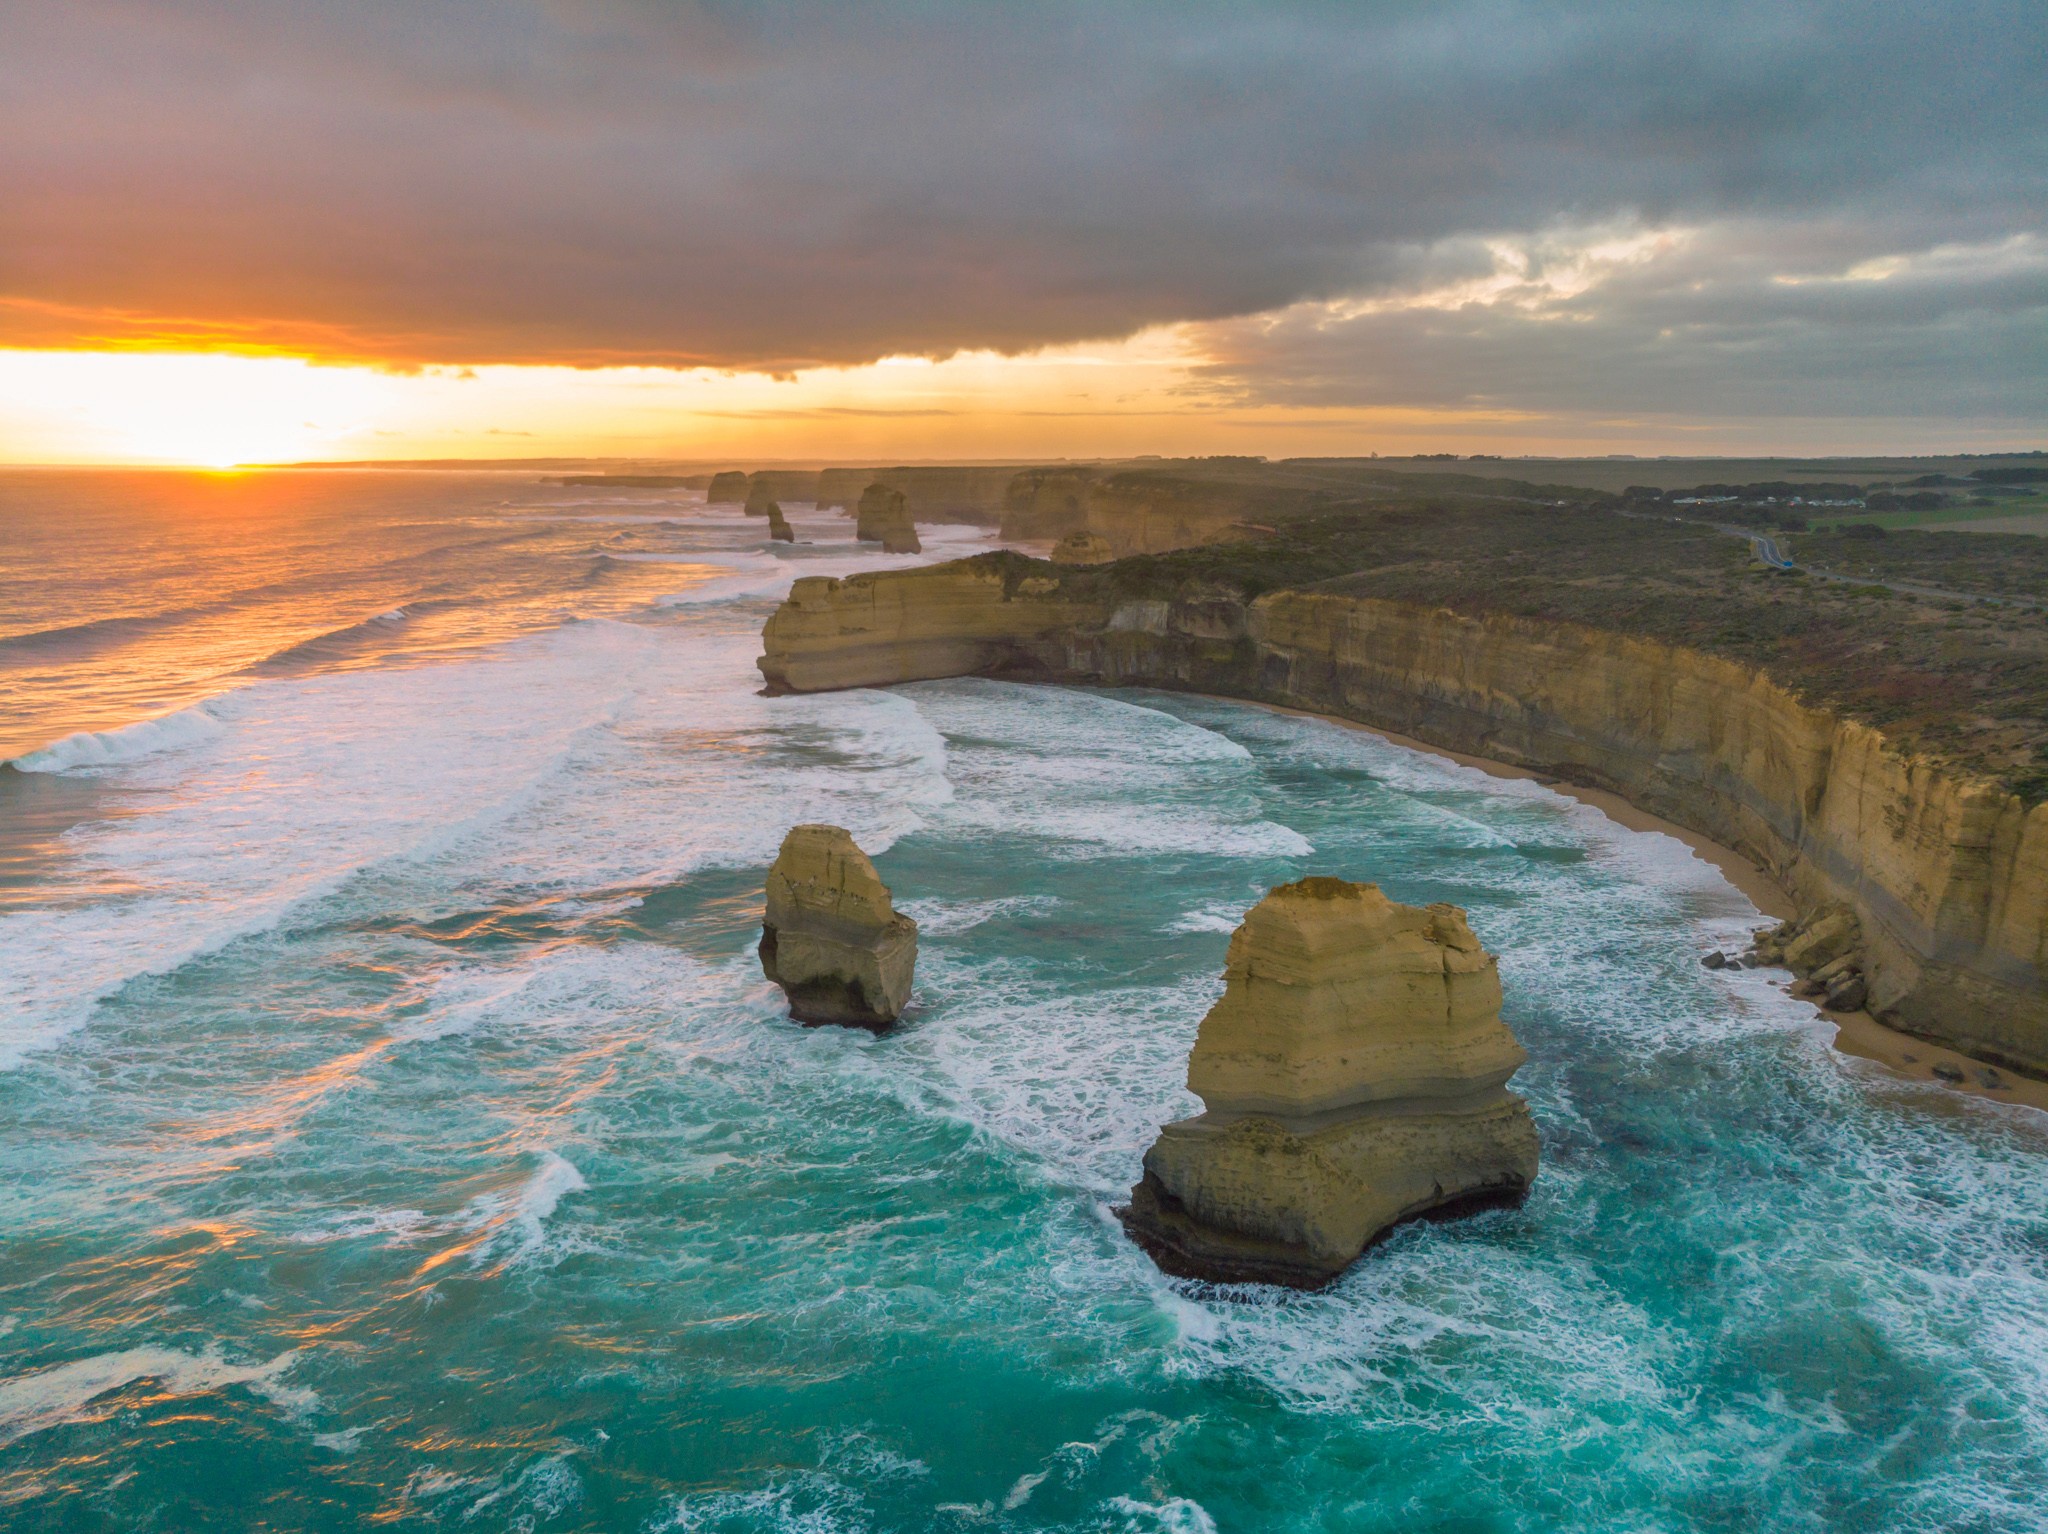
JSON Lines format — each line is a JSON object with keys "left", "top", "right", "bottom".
{"left": 1187, "top": 878, "right": 1526, "bottom": 1118}
{"left": 765, "top": 825, "right": 903, "bottom": 944}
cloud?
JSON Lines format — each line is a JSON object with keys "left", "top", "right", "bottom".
{"left": 0, "top": 0, "right": 2042, "bottom": 432}
{"left": 1185, "top": 223, "right": 2048, "bottom": 422}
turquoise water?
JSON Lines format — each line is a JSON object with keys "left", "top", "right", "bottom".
{"left": 3, "top": 474, "right": 2048, "bottom": 1531}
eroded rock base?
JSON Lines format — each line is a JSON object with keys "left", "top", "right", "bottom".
{"left": 1120, "top": 1093, "right": 1539, "bottom": 1289}
{"left": 758, "top": 923, "right": 910, "bottom": 1030}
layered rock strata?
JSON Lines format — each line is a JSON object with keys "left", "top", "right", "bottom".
{"left": 755, "top": 553, "right": 2048, "bottom": 1075}
{"left": 766, "top": 502, "right": 795, "bottom": 542}
{"left": 759, "top": 825, "right": 918, "bottom": 1029}
{"left": 855, "top": 485, "right": 921, "bottom": 553}
{"left": 1120, "top": 878, "right": 1539, "bottom": 1288}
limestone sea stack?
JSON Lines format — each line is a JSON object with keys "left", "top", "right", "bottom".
{"left": 706, "top": 470, "right": 750, "bottom": 505}
{"left": 1120, "top": 878, "right": 1539, "bottom": 1288}
{"left": 1049, "top": 529, "right": 1114, "bottom": 566}
{"left": 767, "top": 502, "right": 795, "bottom": 542}
{"left": 759, "top": 825, "right": 918, "bottom": 1029}
{"left": 856, "top": 484, "right": 922, "bottom": 553}
{"left": 744, "top": 479, "right": 776, "bottom": 518}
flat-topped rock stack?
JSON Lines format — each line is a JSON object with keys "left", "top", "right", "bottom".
{"left": 744, "top": 479, "right": 777, "bottom": 518}
{"left": 759, "top": 825, "right": 918, "bottom": 1029}
{"left": 766, "top": 502, "right": 795, "bottom": 542}
{"left": 855, "top": 484, "right": 921, "bottom": 554}
{"left": 706, "top": 470, "right": 750, "bottom": 504}
{"left": 1121, "top": 877, "right": 1539, "bottom": 1288}
{"left": 1050, "top": 529, "right": 1114, "bottom": 566}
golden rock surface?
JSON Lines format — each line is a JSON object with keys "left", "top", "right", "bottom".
{"left": 1121, "top": 879, "right": 1538, "bottom": 1287}
{"left": 759, "top": 824, "right": 918, "bottom": 1029}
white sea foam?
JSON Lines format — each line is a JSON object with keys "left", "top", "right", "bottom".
{"left": 895, "top": 894, "right": 1061, "bottom": 936}
{"left": 903, "top": 680, "right": 1312, "bottom": 861}
{"left": 1162, "top": 905, "right": 1245, "bottom": 934}
{"left": 0, "top": 1346, "right": 312, "bottom": 1445}
{"left": 10, "top": 701, "right": 225, "bottom": 773}
{"left": 0, "top": 596, "right": 966, "bottom": 1067}
{"left": 1105, "top": 1496, "right": 1220, "bottom": 1534}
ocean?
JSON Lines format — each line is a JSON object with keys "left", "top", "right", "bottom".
{"left": 2, "top": 469, "right": 2046, "bottom": 1532}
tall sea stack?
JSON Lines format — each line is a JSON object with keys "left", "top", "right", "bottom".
{"left": 855, "top": 485, "right": 921, "bottom": 553}
{"left": 759, "top": 825, "right": 918, "bottom": 1029}
{"left": 1121, "top": 878, "right": 1538, "bottom": 1288}
{"left": 766, "top": 502, "right": 795, "bottom": 542}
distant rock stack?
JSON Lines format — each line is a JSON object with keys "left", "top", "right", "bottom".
{"left": 759, "top": 825, "right": 918, "bottom": 1029}
{"left": 706, "top": 470, "right": 749, "bottom": 505}
{"left": 766, "top": 502, "right": 795, "bottom": 542}
{"left": 744, "top": 479, "right": 777, "bottom": 518}
{"left": 1120, "top": 878, "right": 1539, "bottom": 1288}
{"left": 856, "top": 484, "right": 921, "bottom": 553}
{"left": 1049, "top": 529, "right": 1114, "bottom": 566}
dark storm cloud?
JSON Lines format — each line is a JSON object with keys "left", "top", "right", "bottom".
{"left": 1189, "top": 224, "right": 2048, "bottom": 422}
{"left": 1, "top": 0, "right": 2043, "bottom": 400}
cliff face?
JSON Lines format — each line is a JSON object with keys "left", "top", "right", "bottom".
{"left": 759, "top": 559, "right": 1097, "bottom": 693}
{"left": 749, "top": 470, "right": 822, "bottom": 505}
{"left": 816, "top": 466, "right": 1019, "bottom": 524}
{"left": 756, "top": 556, "right": 2048, "bottom": 1075}
{"left": 998, "top": 470, "right": 1288, "bottom": 556}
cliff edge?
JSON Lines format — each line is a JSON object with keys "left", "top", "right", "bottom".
{"left": 756, "top": 553, "right": 2048, "bottom": 1076}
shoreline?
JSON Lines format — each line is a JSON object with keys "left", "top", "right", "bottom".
{"left": 1235, "top": 696, "right": 2048, "bottom": 1116}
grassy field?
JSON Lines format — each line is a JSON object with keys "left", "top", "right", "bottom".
{"left": 1049, "top": 484, "right": 2048, "bottom": 800}
{"left": 1287, "top": 454, "right": 2048, "bottom": 496}
{"left": 1806, "top": 500, "right": 2048, "bottom": 533}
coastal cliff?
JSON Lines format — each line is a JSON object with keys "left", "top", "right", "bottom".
{"left": 758, "top": 553, "right": 2048, "bottom": 1076}
{"left": 815, "top": 466, "right": 1020, "bottom": 524}
{"left": 1000, "top": 469, "right": 1312, "bottom": 556}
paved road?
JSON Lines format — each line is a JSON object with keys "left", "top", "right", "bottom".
{"left": 1739, "top": 527, "right": 2045, "bottom": 610}
{"left": 1750, "top": 534, "right": 1796, "bottom": 569}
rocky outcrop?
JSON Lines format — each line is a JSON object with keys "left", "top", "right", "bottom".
{"left": 759, "top": 558, "right": 1096, "bottom": 693}
{"left": 766, "top": 502, "right": 795, "bottom": 542}
{"left": 1751, "top": 907, "right": 1871, "bottom": 1011}
{"left": 855, "top": 485, "right": 921, "bottom": 553}
{"left": 759, "top": 825, "right": 918, "bottom": 1029}
{"left": 1120, "top": 878, "right": 1539, "bottom": 1288}
{"left": 755, "top": 553, "right": 2048, "bottom": 1076}
{"left": 709, "top": 470, "right": 821, "bottom": 507}
{"left": 1050, "top": 530, "right": 1114, "bottom": 566}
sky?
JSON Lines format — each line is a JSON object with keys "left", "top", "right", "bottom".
{"left": 2, "top": 1, "right": 2043, "bottom": 465}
